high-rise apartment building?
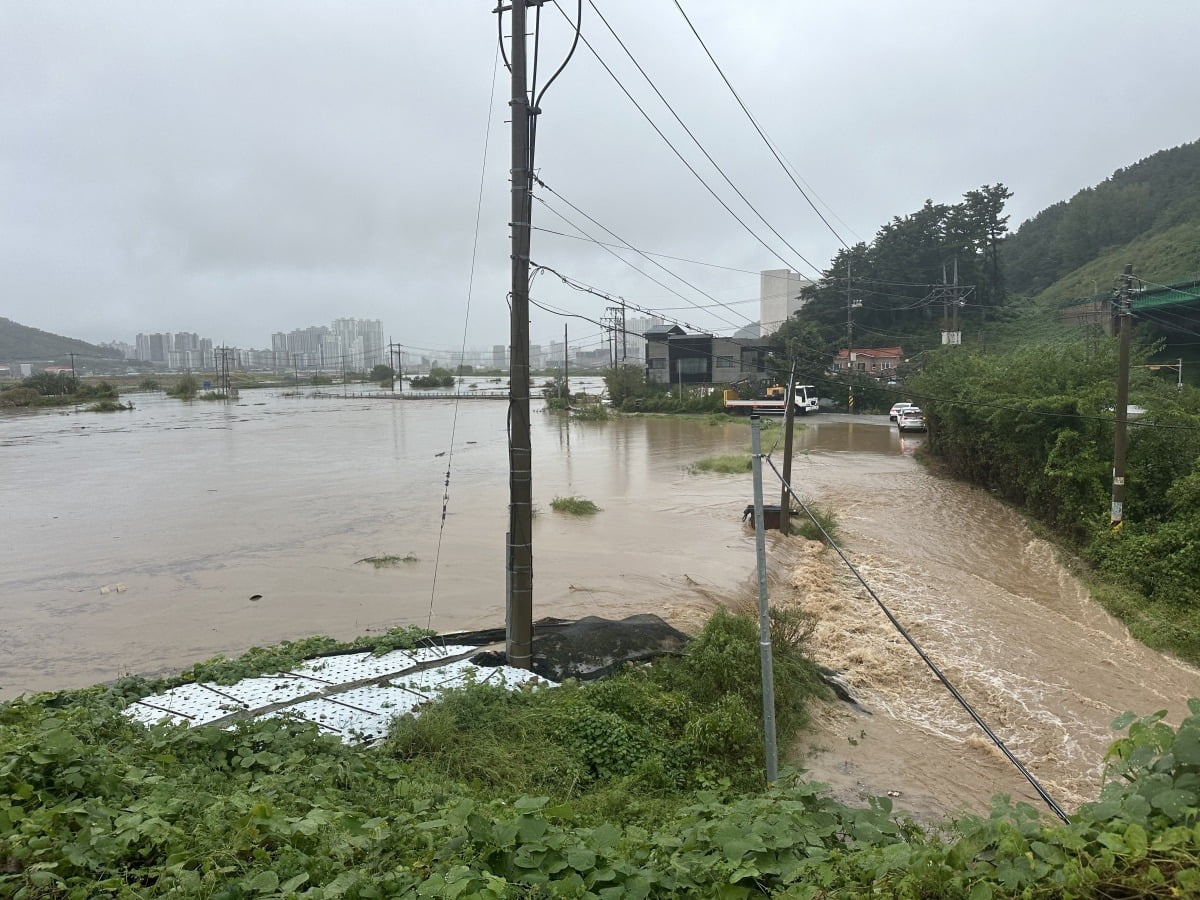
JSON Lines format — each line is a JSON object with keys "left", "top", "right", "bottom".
{"left": 759, "top": 269, "right": 811, "bottom": 336}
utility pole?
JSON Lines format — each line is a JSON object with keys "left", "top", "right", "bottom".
{"left": 387, "top": 338, "right": 402, "bottom": 393}
{"left": 846, "top": 261, "right": 853, "bottom": 412}
{"left": 779, "top": 362, "right": 797, "bottom": 535}
{"left": 621, "top": 301, "right": 627, "bottom": 363}
{"left": 749, "top": 416, "right": 779, "bottom": 782}
{"left": 69, "top": 352, "right": 77, "bottom": 390}
{"left": 562, "top": 323, "right": 569, "bottom": 403}
{"left": 951, "top": 257, "right": 961, "bottom": 339}
{"left": 506, "top": 0, "right": 534, "bottom": 671}
{"left": 1111, "top": 264, "right": 1135, "bottom": 527}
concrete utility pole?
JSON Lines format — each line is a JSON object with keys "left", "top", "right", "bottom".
{"left": 749, "top": 416, "right": 779, "bottom": 783}
{"left": 506, "top": 0, "right": 534, "bottom": 670}
{"left": 1111, "top": 263, "right": 1135, "bottom": 527}
{"left": 846, "top": 261, "right": 854, "bottom": 412}
{"left": 69, "top": 352, "right": 77, "bottom": 387}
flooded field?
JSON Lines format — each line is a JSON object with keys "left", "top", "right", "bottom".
{"left": 0, "top": 388, "right": 780, "bottom": 697}
{"left": 3, "top": 389, "right": 1198, "bottom": 821}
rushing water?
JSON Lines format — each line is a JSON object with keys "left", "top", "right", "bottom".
{"left": 3, "top": 390, "right": 1198, "bottom": 820}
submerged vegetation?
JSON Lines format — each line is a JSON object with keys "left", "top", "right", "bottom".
{"left": 0, "top": 375, "right": 122, "bottom": 409}
{"left": 691, "top": 454, "right": 753, "bottom": 474}
{"left": 356, "top": 553, "right": 418, "bottom": 568}
{"left": 1, "top": 612, "right": 1199, "bottom": 896}
{"left": 550, "top": 495, "right": 600, "bottom": 515}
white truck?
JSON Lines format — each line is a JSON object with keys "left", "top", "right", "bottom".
{"left": 723, "top": 383, "right": 819, "bottom": 416}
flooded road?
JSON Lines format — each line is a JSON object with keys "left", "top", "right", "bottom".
{"left": 3, "top": 392, "right": 1198, "bottom": 821}
{"left": 780, "top": 425, "right": 1200, "bottom": 820}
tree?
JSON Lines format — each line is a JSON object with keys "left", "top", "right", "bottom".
{"left": 23, "top": 371, "right": 77, "bottom": 396}
{"left": 603, "top": 365, "right": 653, "bottom": 407}
{"left": 370, "top": 364, "right": 395, "bottom": 382}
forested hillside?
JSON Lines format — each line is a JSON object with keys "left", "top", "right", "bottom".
{"left": 782, "top": 139, "right": 1200, "bottom": 369}
{"left": 1003, "top": 139, "right": 1200, "bottom": 297}
{"left": 795, "top": 184, "right": 1013, "bottom": 354}
{"left": 0, "top": 317, "right": 122, "bottom": 363}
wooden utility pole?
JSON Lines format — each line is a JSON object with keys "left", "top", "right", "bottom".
{"left": 506, "top": 0, "right": 534, "bottom": 670}
{"left": 779, "top": 363, "right": 797, "bottom": 535}
{"left": 1111, "top": 264, "right": 1135, "bottom": 527}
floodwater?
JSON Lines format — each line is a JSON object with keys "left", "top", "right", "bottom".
{"left": 0, "top": 385, "right": 764, "bottom": 698}
{"left": 3, "top": 390, "right": 1198, "bottom": 821}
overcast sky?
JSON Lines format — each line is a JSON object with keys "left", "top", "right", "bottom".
{"left": 2, "top": 1, "right": 1197, "bottom": 359}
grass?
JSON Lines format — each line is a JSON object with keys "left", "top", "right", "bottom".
{"left": 550, "top": 496, "right": 601, "bottom": 515}
{"left": 690, "top": 454, "right": 753, "bottom": 474}
{"left": 355, "top": 554, "right": 418, "bottom": 568}
{"left": 791, "top": 500, "right": 841, "bottom": 544}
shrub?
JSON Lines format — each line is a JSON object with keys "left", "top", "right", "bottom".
{"left": 690, "top": 454, "right": 752, "bottom": 474}
{"left": 550, "top": 496, "right": 600, "bottom": 515}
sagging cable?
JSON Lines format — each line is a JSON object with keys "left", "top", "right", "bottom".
{"left": 763, "top": 455, "right": 1071, "bottom": 825}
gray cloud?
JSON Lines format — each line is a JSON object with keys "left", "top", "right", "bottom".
{"left": 2, "top": 1, "right": 1197, "bottom": 355}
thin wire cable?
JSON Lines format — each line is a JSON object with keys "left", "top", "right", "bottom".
{"left": 531, "top": 224, "right": 774, "bottom": 277}
{"left": 577, "top": 0, "right": 824, "bottom": 276}
{"left": 427, "top": 41, "right": 501, "bottom": 631}
{"left": 762, "top": 453, "right": 1071, "bottom": 824}
{"left": 546, "top": 1, "right": 817, "bottom": 278}
{"left": 533, "top": 186, "right": 750, "bottom": 330}
{"left": 669, "top": 0, "right": 850, "bottom": 252}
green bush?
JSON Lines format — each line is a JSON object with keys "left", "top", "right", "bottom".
{"left": 165, "top": 373, "right": 199, "bottom": 399}
{"left": 550, "top": 495, "right": 600, "bottom": 515}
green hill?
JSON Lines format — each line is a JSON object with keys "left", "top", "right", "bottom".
{"left": 1003, "top": 138, "right": 1200, "bottom": 300}
{"left": 0, "top": 317, "right": 123, "bottom": 364}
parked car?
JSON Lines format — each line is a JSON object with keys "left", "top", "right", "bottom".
{"left": 897, "top": 408, "right": 926, "bottom": 433}
{"left": 889, "top": 401, "right": 917, "bottom": 421}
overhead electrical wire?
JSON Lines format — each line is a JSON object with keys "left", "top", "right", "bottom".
{"left": 530, "top": 225, "right": 776, "bottom": 278}
{"left": 574, "top": 0, "right": 824, "bottom": 277}
{"left": 761, "top": 454, "right": 1071, "bottom": 824}
{"left": 669, "top": 0, "right": 852, "bottom": 252}
{"left": 426, "top": 36, "right": 504, "bottom": 631}
{"left": 533, "top": 184, "right": 751, "bottom": 331}
{"left": 546, "top": 0, "right": 820, "bottom": 279}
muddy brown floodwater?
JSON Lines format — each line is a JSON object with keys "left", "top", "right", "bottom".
{"left": 780, "top": 421, "right": 1200, "bottom": 821}
{"left": 3, "top": 392, "right": 1198, "bottom": 822}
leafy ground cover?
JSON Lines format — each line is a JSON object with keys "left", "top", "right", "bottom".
{"left": 2, "top": 613, "right": 1199, "bottom": 897}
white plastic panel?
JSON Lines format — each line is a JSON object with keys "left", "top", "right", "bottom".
{"left": 126, "top": 682, "right": 241, "bottom": 726}
{"left": 209, "top": 675, "right": 326, "bottom": 708}
{"left": 277, "top": 698, "right": 391, "bottom": 743}
{"left": 123, "top": 647, "right": 557, "bottom": 745}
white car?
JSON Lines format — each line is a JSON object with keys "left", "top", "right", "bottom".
{"left": 889, "top": 402, "right": 916, "bottom": 422}
{"left": 897, "top": 408, "right": 927, "bottom": 433}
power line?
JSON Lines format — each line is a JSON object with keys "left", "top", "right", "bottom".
{"left": 574, "top": 0, "right": 824, "bottom": 277}
{"left": 533, "top": 184, "right": 751, "bottom": 330}
{"left": 669, "top": 0, "right": 851, "bottom": 252}
{"left": 546, "top": 0, "right": 820, "bottom": 279}
{"left": 762, "top": 454, "right": 1070, "bottom": 824}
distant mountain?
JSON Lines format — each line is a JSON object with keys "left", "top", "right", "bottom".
{"left": 1003, "top": 139, "right": 1200, "bottom": 300}
{"left": 0, "top": 317, "right": 123, "bottom": 364}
